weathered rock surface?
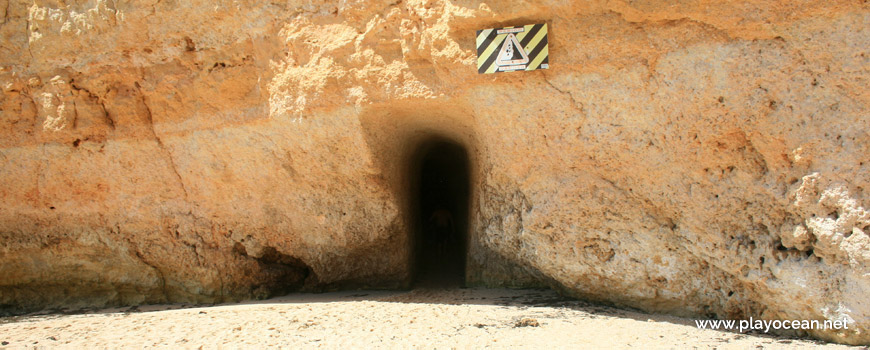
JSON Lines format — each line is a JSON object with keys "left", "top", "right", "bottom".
{"left": 0, "top": 0, "right": 868, "bottom": 344}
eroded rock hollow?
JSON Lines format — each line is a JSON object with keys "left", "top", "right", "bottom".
{"left": 0, "top": 0, "right": 868, "bottom": 344}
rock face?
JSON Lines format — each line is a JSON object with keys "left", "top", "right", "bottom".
{"left": 0, "top": 0, "right": 868, "bottom": 344}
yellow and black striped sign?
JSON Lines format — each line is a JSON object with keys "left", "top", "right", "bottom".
{"left": 476, "top": 23, "right": 549, "bottom": 74}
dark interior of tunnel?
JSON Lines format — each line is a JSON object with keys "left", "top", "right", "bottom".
{"left": 410, "top": 139, "right": 470, "bottom": 287}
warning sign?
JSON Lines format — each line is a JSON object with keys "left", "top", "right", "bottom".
{"left": 476, "top": 23, "right": 549, "bottom": 74}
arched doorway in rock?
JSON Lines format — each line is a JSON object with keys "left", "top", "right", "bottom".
{"left": 410, "top": 138, "right": 470, "bottom": 287}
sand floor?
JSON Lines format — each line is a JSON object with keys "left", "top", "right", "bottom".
{"left": 0, "top": 287, "right": 861, "bottom": 349}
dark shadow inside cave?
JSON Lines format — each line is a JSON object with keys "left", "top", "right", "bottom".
{"left": 410, "top": 138, "right": 470, "bottom": 288}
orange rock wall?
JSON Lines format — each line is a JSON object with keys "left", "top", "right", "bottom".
{"left": 1, "top": 0, "right": 868, "bottom": 344}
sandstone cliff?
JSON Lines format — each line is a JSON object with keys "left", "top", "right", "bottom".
{"left": 0, "top": 0, "right": 868, "bottom": 344}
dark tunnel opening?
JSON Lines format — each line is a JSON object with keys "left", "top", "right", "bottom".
{"left": 410, "top": 139, "right": 470, "bottom": 288}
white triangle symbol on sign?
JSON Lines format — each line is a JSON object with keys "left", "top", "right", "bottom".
{"left": 495, "top": 33, "right": 529, "bottom": 67}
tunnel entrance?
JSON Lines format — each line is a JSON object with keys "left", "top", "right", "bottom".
{"left": 411, "top": 139, "right": 470, "bottom": 287}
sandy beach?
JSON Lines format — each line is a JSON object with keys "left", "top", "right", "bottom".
{"left": 0, "top": 287, "right": 859, "bottom": 349}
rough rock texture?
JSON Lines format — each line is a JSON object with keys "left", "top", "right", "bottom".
{"left": 0, "top": 0, "right": 868, "bottom": 345}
